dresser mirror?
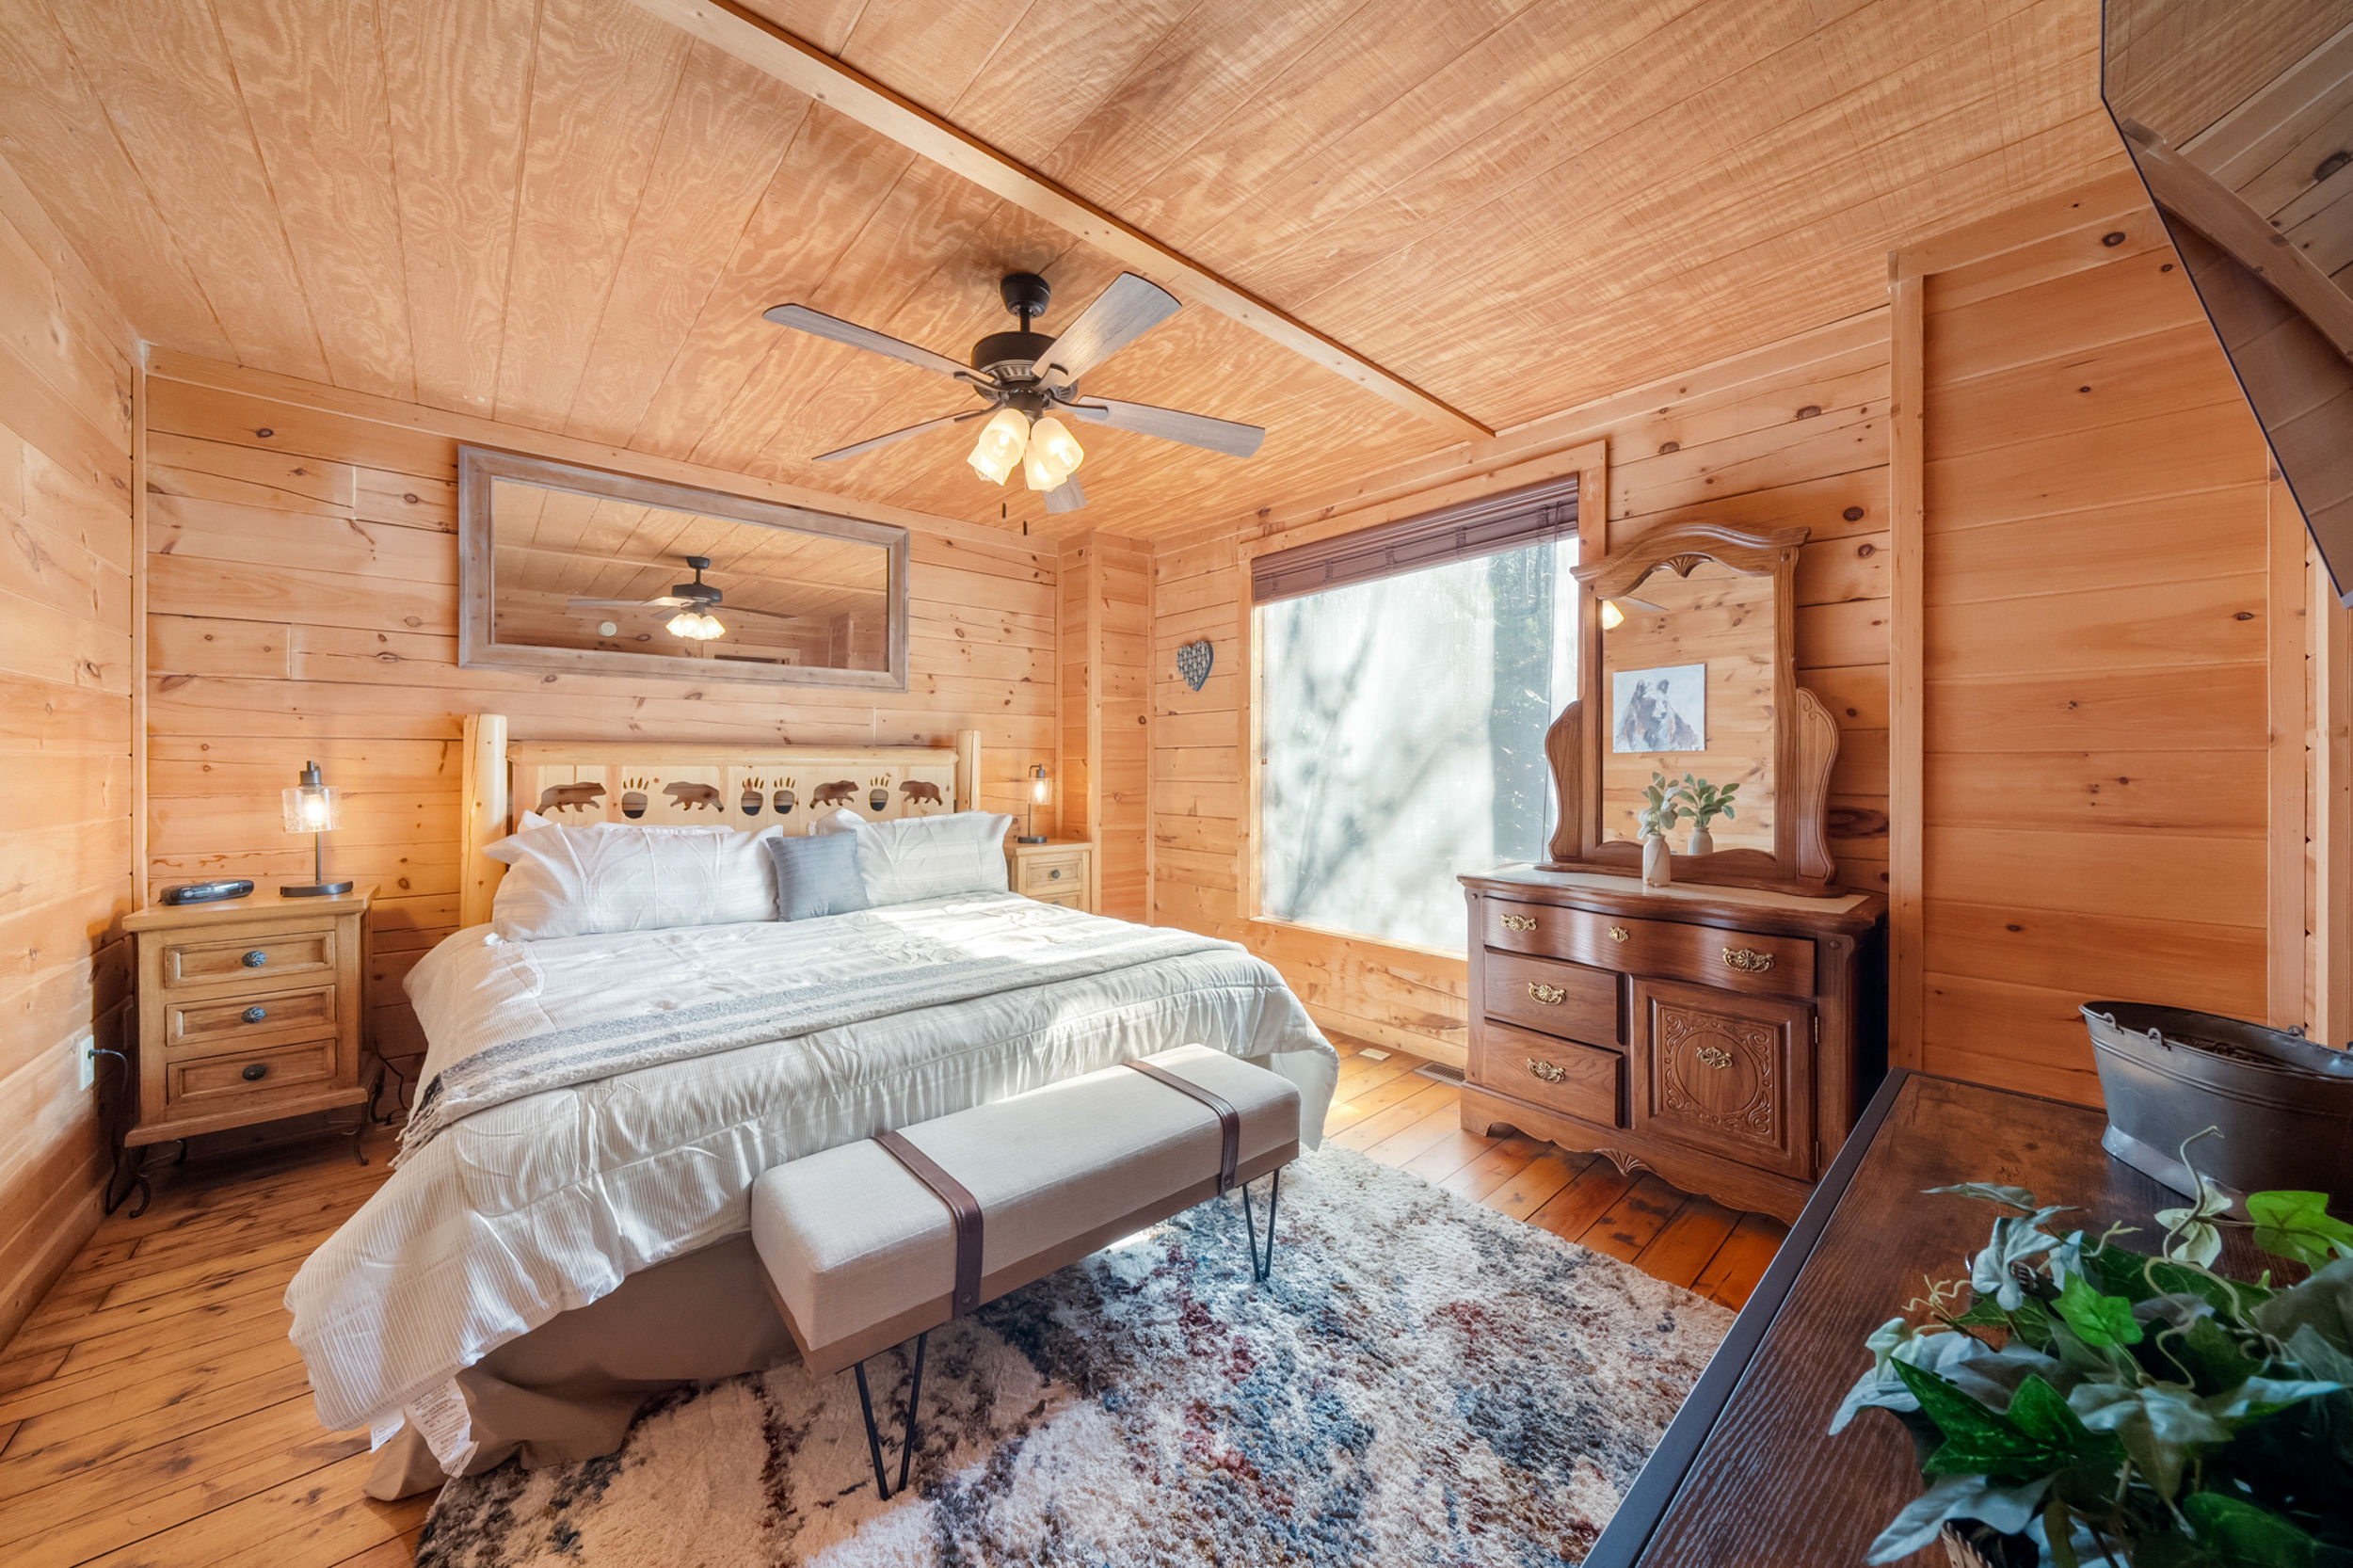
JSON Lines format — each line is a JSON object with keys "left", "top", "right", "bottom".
{"left": 1543, "top": 520, "right": 1839, "bottom": 895}
{"left": 457, "top": 445, "right": 910, "bottom": 691}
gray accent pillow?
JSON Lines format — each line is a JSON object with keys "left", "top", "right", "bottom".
{"left": 767, "top": 831, "right": 872, "bottom": 921}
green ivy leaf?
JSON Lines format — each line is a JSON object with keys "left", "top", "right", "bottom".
{"left": 2180, "top": 1493, "right": 2324, "bottom": 1568}
{"left": 2054, "top": 1272, "right": 2143, "bottom": 1348}
{"left": 2247, "top": 1191, "right": 2353, "bottom": 1270}
{"left": 1900, "top": 1364, "right": 2121, "bottom": 1485}
{"left": 2158, "top": 1316, "right": 2262, "bottom": 1396}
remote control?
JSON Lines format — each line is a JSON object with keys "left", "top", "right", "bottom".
{"left": 160, "top": 879, "right": 257, "bottom": 905}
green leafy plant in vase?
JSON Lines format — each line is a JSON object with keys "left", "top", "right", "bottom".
{"left": 1676, "top": 774, "right": 1739, "bottom": 855}
{"left": 1833, "top": 1133, "right": 2353, "bottom": 1566}
{"left": 1638, "top": 773, "right": 1683, "bottom": 888}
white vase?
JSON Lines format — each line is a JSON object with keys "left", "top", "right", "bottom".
{"left": 1641, "top": 833, "right": 1673, "bottom": 888}
{"left": 1688, "top": 825, "right": 1714, "bottom": 856}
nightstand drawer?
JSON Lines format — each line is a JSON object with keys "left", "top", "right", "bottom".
{"left": 162, "top": 928, "right": 338, "bottom": 989}
{"left": 167, "top": 1038, "right": 339, "bottom": 1109}
{"left": 167, "top": 984, "right": 339, "bottom": 1054}
{"left": 1034, "top": 892, "right": 1083, "bottom": 910}
{"left": 1016, "top": 852, "right": 1085, "bottom": 896}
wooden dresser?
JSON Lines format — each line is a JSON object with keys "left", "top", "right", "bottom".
{"left": 121, "top": 890, "right": 375, "bottom": 1151}
{"left": 1459, "top": 867, "right": 1884, "bottom": 1219}
{"left": 1006, "top": 839, "right": 1097, "bottom": 912}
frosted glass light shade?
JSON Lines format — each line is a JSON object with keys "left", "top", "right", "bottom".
{"left": 1598, "top": 599, "right": 1625, "bottom": 631}
{"left": 967, "top": 408, "right": 1029, "bottom": 484}
{"left": 666, "top": 608, "right": 725, "bottom": 640}
{"left": 1030, "top": 415, "right": 1083, "bottom": 478}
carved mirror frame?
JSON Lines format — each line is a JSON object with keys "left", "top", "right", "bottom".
{"left": 456, "top": 445, "right": 912, "bottom": 692}
{"left": 1543, "top": 520, "right": 1839, "bottom": 896}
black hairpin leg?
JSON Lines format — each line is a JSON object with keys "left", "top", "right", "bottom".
{"left": 1241, "top": 1166, "right": 1282, "bottom": 1282}
{"left": 851, "top": 1330, "right": 927, "bottom": 1501}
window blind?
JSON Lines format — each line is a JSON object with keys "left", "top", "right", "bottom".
{"left": 1248, "top": 475, "right": 1579, "bottom": 605}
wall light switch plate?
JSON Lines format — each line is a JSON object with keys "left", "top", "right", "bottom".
{"left": 76, "top": 1032, "right": 96, "bottom": 1091}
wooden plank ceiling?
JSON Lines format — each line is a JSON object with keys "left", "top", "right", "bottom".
{"left": 0, "top": 0, "right": 2121, "bottom": 542}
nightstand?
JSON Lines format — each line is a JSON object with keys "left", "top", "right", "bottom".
{"left": 119, "top": 889, "right": 376, "bottom": 1206}
{"left": 1005, "top": 840, "right": 1096, "bottom": 913}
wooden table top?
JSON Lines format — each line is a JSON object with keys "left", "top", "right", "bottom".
{"left": 1588, "top": 1069, "right": 2286, "bottom": 1567}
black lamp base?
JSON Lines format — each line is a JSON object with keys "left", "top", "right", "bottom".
{"left": 281, "top": 881, "right": 354, "bottom": 898}
{"left": 1014, "top": 835, "right": 1048, "bottom": 845}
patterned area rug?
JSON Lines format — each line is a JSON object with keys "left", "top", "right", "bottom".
{"left": 416, "top": 1144, "right": 1730, "bottom": 1567}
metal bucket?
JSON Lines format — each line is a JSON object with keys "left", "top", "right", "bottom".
{"left": 2081, "top": 1001, "right": 2353, "bottom": 1206}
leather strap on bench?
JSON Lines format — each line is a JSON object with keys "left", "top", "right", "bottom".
{"left": 873, "top": 1129, "right": 984, "bottom": 1319}
{"left": 1126, "top": 1060, "right": 1241, "bottom": 1193}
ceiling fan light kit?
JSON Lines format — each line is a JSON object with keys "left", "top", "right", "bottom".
{"left": 766, "top": 269, "right": 1266, "bottom": 514}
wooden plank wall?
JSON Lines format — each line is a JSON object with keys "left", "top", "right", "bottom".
{"left": 1054, "top": 532, "right": 1148, "bottom": 920}
{"left": 1147, "top": 313, "right": 1894, "bottom": 1059}
{"left": 1908, "top": 177, "right": 2281, "bottom": 1103}
{"left": 0, "top": 154, "right": 137, "bottom": 1349}
{"left": 139, "top": 365, "right": 1058, "bottom": 1085}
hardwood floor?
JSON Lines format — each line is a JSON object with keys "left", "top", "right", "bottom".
{"left": 0, "top": 1040, "right": 1786, "bottom": 1566}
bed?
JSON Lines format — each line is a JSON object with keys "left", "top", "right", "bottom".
{"left": 281, "top": 717, "right": 1338, "bottom": 1498}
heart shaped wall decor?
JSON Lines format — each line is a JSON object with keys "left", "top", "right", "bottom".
{"left": 1176, "top": 640, "right": 1214, "bottom": 692}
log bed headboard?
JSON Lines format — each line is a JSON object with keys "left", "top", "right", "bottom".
{"left": 456, "top": 713, "right": 981, "bottom": 927}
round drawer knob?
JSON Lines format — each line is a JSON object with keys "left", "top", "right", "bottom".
{"left": 1048, "top": 868, "right": 1062, "bottom": 879}
{"left": 242, "top": 1063, "right": 268, "bottom": 1082}
{"left": 242, "top": 1005, "right": 268, "bottom": 1024}
{"left": 242, "top": 950, "right": 268, "bottom": 968}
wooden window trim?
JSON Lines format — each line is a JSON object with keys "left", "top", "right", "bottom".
{"left": 1247, "top": 476, "right": 1579, "bottom": 604}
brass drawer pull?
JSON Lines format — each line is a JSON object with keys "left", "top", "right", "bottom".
{"left": 242, "top": 1062, "right": 269, "bottom": 1082}
{"left": 1526, "top": 982, "right": 1566, "bottom": 1005}
{"left": 242, "top": 950, "right": 269, "bottom": 968}
{"left": 1721, "top": 947, "right": 1774, "bottom": 974}
{"left": 242, "top": 1005, "right": 268, "bottom": 1024}
{"left": 1499, "top": 913, "right": 1537, "bottom": 932}
{"left": 1525, "top": 1059, "right": 1567, "bottom": 1084}
{"left": 1608, "top": 925, "right": 1630, "bottom": 942}
{"left": 1696, "top": 1045, "right": 1735, "bottom": 1070}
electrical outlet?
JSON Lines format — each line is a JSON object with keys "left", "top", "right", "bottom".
{"left": 76, "top": 1032, "right": 96, "bottom": 1091}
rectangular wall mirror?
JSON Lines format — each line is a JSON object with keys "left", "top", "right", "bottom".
{"left": 457, "top": 445, "right": 910, "bottom": 691}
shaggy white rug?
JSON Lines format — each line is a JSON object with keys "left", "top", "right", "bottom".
{"left": 415, "top": 1144, "right": 1730, "bottom": 1567}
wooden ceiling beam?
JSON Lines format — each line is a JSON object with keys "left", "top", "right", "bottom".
{"left": 623, "top": 0, "right": 1493, "bottom": 442}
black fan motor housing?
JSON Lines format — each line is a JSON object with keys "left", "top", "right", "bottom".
{"left": 971, "top": 329, "right": 1054, "bottom": 379}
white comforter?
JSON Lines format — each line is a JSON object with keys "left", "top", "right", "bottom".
{"left": 286, "top": 893, "right": 1337, "bottom": 1436}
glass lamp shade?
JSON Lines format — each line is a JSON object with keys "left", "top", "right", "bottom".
{"left": 666, "top": 608, "right": 726, "bottom": 640}
{"left": 1030, "top": 416, "right": 1083, "bottom": 479}
{"left": 967, "top": 408, "right": 1029, "bottom": 485}
{"left": 281, "top": 773, "right": 342, "bottom": 833}
{"left": 1598, "top": 598, "right": 1626, "bottom": 631}
{"left": 1030, "top": 768, "right": 1051, "bottom": 806}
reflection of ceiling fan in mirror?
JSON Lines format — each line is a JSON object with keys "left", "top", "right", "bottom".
{"left": 762, "top": 271, "right": 1267, "bottom": 515}
{"left": 566, "top": 556, "right": 803, "bottom": 643}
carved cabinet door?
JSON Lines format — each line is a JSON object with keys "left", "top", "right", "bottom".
{"left": 1628, "top": 976, "right": 1816, "bottom": 1179}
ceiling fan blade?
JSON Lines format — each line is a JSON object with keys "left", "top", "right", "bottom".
{"left": 763, "top": 303, "right": 981, "bottom": 383}
{"left": 568, "top": 596, "right": 690, "bottom": 611}
{"left": 1064, "top": 397, "right": 1265, "bottom": 458}
{"left": 1032, "top": 273, "right": 1180, "bottom": 389}
{"left": 813, "top": 409, "right": 985, "bottom": 463}
{"left": 1044, "top": 473, "right": 1087, "bottom": 514}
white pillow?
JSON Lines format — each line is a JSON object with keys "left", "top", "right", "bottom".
{"left": 484, "top": 822, "right": 780, "bottom": 940}
{"left": 849, "top": 811, "right": 1014, "bottom": 906}
{"left": 810, "top": 807, "right": 865, "bottom": 836}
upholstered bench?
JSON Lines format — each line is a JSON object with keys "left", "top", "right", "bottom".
{"left": 750, "top": 1044, "right": 1300, "bottom": 1498}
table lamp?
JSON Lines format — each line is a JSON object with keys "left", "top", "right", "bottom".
{"left": 1018, "top": 764, "right": 1050, "bottom": 844}
{"left": 280, "top": 761, "right": 353, "bottom": 897}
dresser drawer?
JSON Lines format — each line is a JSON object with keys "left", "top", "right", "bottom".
{"left": 1016, "top": 852, "right": 1085, "bottom": 897}
{"left": 161, "top": 928, "right": 337, "bottom": 989}
{"left": 1482, "top": 899, "right": 1815, "bottom": 1000}
{"left": 1481, "top": 952, "right": 1619, "bottom": 1044}
{"left": 1472, "top": 1020, "right": 1622, "bottom": 1127}
{"left": 167, "top": 1038, "right": 339, "bottom": 1109}
{"left": 1630, "top": 976, "right": 1816, "bottom": 1179}
{"left": 167, "top": 984, "right": 339, "bottom": 1055}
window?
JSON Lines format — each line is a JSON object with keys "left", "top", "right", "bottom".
{"left": 1254, "top": 481, "right": 1579, "bottom": 952}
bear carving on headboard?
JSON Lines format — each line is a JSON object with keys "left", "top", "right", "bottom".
{"left": 900, "top": 779, "right": 944, "bottom": 808}
{"left": 663, "top": 781, "right": 724, "bottom": 811}
{"left": 810, "top": 780, "right": 859, "bottom": 808}
{"left": 537, "top": 782, "right": 605, "bottom": 814}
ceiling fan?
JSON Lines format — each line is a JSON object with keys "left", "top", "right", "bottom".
{"left": 763, "top": 271, "right": 1266, "bottom": 514}
{"left": 566, "top": 556, "right": 802, "bottom": 642}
